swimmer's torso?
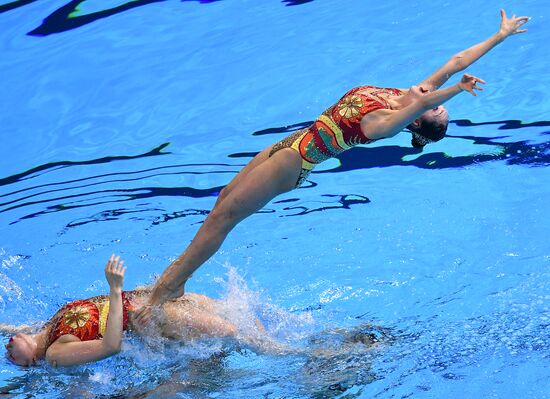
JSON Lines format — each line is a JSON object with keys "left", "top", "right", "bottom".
{"left": 270, "top": 85, "right": 404, "bottom": 186}
{"left": 44, "top": 292, "right": 236, "bottom": 347}
{"left": 46, "top": 291, "right": 136, "bottom": 347}
{"left": 321, "top": 85, "right": 404, "bottom": 149}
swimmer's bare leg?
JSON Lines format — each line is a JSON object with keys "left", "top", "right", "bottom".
{"left": 149, "top": 148, "right": 301, "bottom": 304}
{"left": 214, "top": 145, "right": 273, "bottom": 207}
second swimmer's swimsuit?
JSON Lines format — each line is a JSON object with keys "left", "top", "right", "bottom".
{"left": 46, "top": 291, "right": 136, "bottom": 346}
{"left": 269, "top": 85, "right": 403, "bottom": 187}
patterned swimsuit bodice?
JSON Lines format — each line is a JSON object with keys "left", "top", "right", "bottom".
{"left": 296, "top": 85, "right": 403, "bottom": 166}
{"left": 46, "top": 291, "right": 135, "bottom": 347}
{"left": 325, "top": 85, "right": 403, "bottom": 143}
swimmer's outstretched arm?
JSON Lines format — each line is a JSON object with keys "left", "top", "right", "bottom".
{"left": 45, "top": 255, "right": 126, "bottom": 367}
{"left": 419, "top": 9, "right": 529, "bottom": 90}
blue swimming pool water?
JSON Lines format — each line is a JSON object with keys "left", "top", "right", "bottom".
{"left": 1, "top": 0, "right": 549, "bottom": 397}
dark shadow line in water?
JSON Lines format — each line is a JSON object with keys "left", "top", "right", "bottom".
{"left": 334, "top": 139, "right": 548, "bottom": 173}
{"left": 10, "top": 188, "right": 369, "bottom": 227}
{"left": 142, "top": 194, "right": 367, "bottom": 228}
{"left": 279, "top": 194, "right": 371, "bottom": 217}
{"left": 183, "top": 0, "right": 222, "bottom": 3}
{"left": 0, "top": 161, "right": 243, "bottom": 200}
{"left": 4, "top": 120, "right": 548, "bottom": 225}
{"left": 62, "top": 207, "right": 211, "bottom": 231}
{"left": 27, "top": 0, "right": 167, "bottom": 36}
{"left": 9, "top": 185, "right": 224, "bottom": 225}
{"left": 247, "top": 119, "right": 550, "bottom": 170}
{"left": 0, "top": 143, "right": 171, "bottom": 187}
{"left": 0, "top": 0, "right": 37, "bottom": 13}
{"left": 282, "top": 0, "right": 315, "bottom": 5}
{"left": 252, "top": 121, "right": 313, "bottom": 136}
{"left": 273, "top": 197, "right": 300, "bottom": 204}
{"left": 229, "top": 135, "right": 549, "bottom": 174}
{"left": 452, "top": 119, "right": 550, "bottom": 130}
{"left": 228, "top": 151, "right": 259, "bottom": 159}
{"left": 2, "top": 0, "right": 316, "bottom": 35}
{"left": 0, "top": 169, "right": 239, "bottom": 209}
{"left": 61, "top": 206, "right": 166, "bottom": 231}
{"left": 149, "top": 208, "right": 210, "bottom": 227}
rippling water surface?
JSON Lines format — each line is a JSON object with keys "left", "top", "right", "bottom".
{"left": 1, "top": 0, "right": 549, "bottom": 397}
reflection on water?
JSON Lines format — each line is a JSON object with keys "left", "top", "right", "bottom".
{"left": 0, "top": 143, "right": 171, "bottom": 187}
{"left": 0, "top": 0, "right": 319, "bottom": 37}
{"left": 0, "top": 120, "right": 548, "bottom": 228}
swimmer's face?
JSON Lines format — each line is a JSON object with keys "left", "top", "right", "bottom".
{"left": 419, "top": 105, "right": 449, "bottom": 128}
{"left": 409, "top": 85, "right": 449, "bottom": 132}
{"left": 5, "top": 333, "right": 36, "bottom": 367}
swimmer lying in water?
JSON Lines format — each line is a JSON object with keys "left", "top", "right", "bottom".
{"left": 3, "top": 255, "right": 383, "bottom": 368}
{"left": 2, "top": 255, "right": 255, "bottom": 367}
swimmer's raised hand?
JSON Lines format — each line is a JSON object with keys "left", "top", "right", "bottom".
{"left": 458, "top": 73, "right": 485, "bottom": 97}
{"left": 105, "top": 254, "right": 126, "bottom": 293}
{"left": 499, "top": 9, "right": 529, "bottom": 38}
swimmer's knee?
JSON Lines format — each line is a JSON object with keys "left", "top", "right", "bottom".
{"left": 217, "top": 186, "right": 230, "bottom": 203}
{"left": 207, "top": 205, "right": 239, "bottom": 232}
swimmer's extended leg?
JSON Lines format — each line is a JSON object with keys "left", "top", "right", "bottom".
{"left": 150, "top": 148, "right": 301, "bottom": 304}
{"left": 214, "top": 145, "right": 273, "bottom": 207}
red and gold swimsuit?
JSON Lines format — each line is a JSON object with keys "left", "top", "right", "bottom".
{"left": 270, "top": 85, "right": 404, "bottom": 186}
{"left": 46, "top": 292, "right": 135, "bottom": 347}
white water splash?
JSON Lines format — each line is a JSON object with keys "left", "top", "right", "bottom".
{"left": 215, "top": 264, "right": 315, "bottom": 346}
{"left": 0, "top": 252, "right": 24, "bottom": 313}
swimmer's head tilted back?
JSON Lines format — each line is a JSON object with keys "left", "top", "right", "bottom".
{"left": 406, "top": 85, "right": 449, "bottom": 148}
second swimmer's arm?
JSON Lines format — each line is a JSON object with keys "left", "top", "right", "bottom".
{"left": 45, "top": 255, "right": 126, "bottom": 367}
{"left": 102, "top": 256, "right": 126, "bottom": 353}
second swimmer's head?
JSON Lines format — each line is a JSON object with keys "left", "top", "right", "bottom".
{"left": 408, "top": 105, "right": 449, "bottom": 148}
{"left": 5, "top": 333, "right": 37, "bottom": 367}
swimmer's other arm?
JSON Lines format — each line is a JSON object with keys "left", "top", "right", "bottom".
{"left": 45, "top": 255, "right": 126, "bottom": 367}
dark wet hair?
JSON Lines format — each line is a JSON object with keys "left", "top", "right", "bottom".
{"left": 408, "top": 117, "right": 448, "bottom": 148}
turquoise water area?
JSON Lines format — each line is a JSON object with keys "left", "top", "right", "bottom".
{"left": 1, "top": 0, "right": 549, "bottom": 397}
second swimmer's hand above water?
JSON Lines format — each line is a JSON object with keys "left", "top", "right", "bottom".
{"left": 105, "top": 254, "right": 126, "bottom": 293}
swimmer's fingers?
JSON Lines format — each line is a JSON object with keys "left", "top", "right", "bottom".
{"left": 471, "top": 78, "right": 485, "bottom": 93}
{"left": 105, "top": 254, "right": 123, "bottom": 271}
{"left": 516, "top": 16, "right": 530, "bottom": 24}
{"left": 469, "top": 82, "right": 484, "bottom": 96}
{"left": 104, "top": 254, "right": 125, "bottom": 291}
{"left": 459, "top": 74, "right": 485, "bottom": 96}
{"left": 104, "top": 254, "right": 115, "bottom": 273}
{"left": 514, "top": 16, "right": 529, "bottom": 34}
{"left": 499, "top": 9, "right": 530, "bottom": 37}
